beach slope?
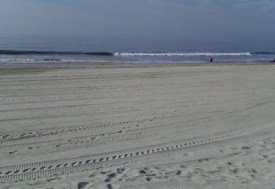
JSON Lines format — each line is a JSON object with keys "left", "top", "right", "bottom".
{"left": 0, "top": 64, "right": 275, "bottom": 189}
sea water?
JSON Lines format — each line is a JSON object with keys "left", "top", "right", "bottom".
{"left": 0, "top": 35, "right": 274, "bottom": 66}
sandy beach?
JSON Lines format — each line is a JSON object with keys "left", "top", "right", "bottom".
{"left": 0, "top": 64, "right": 275, "bottom": 189}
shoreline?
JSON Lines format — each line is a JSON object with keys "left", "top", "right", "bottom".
{"left": 0, "top": 61, "right": 274, "bottom": 69}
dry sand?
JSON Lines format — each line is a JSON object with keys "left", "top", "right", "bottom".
{"left": 0, "top": 64, "right": 275, "bottom": 189}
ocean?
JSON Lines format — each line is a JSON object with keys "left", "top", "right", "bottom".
{"left": 0, "top": 35, "right": 275, "bottom": 66}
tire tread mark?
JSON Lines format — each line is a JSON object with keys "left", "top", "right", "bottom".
{"left": 1, "top": 124, "right": 273, "bottom": 182}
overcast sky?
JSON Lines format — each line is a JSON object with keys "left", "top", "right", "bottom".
{"left": 0, "top": 0, "right": 274, "bottom": 51}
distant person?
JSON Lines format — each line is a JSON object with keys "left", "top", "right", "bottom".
{"left": 210, "top": 57, "right": 213, "bottom": 63}
{"left": 271, "top": 59, "right": 275, "bottom": 63}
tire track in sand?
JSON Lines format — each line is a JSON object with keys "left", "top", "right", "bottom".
{"left": 1, "top": 123, "right": 273, "bottom": 183}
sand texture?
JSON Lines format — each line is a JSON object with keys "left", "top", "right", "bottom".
{"left": 0, "top": 64, "right": 275, "bottom": 189}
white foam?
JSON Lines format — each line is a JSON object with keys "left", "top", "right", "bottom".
{"left": 115, "top": 52, "right": 252, "bottom": 56}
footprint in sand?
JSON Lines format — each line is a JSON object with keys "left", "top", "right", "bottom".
{"left": 8, "top": 151, "right": 17, "bottom": 154}
{"left": 77, "top": 182, "right": 89, "bottom": 189}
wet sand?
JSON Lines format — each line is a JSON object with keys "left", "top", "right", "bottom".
{"left": 0, "top": 64, "right": 275, "bottom": 189}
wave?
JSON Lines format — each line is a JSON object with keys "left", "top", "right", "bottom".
{"left": 2, "top": 50, "right": 274, "bottom": 57}
{"left": 0, "top": 50, "right": 113, "bottom": 56}
{"left": 43, "top": 58, "right": 61, "bottom": 61}
{"left": 114, "top": 52, "right": 252, "bottom": 56}
{"left": 251, "top": 51, "right": 275, "bottom": 55}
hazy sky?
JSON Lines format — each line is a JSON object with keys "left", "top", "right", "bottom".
{"left": 0, "top": 0, "right": 275, "bottom": 51}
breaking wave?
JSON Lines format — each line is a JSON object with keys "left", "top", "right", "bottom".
{"left": 114, "top": 52, "right": 252, "bottom": 56}
{"left": 0, "top": 50, "right": 113, "bottom": 56}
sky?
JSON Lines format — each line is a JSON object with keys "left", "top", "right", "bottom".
{"left": 0, "top": 0, "right": 275, "bottom": 51}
